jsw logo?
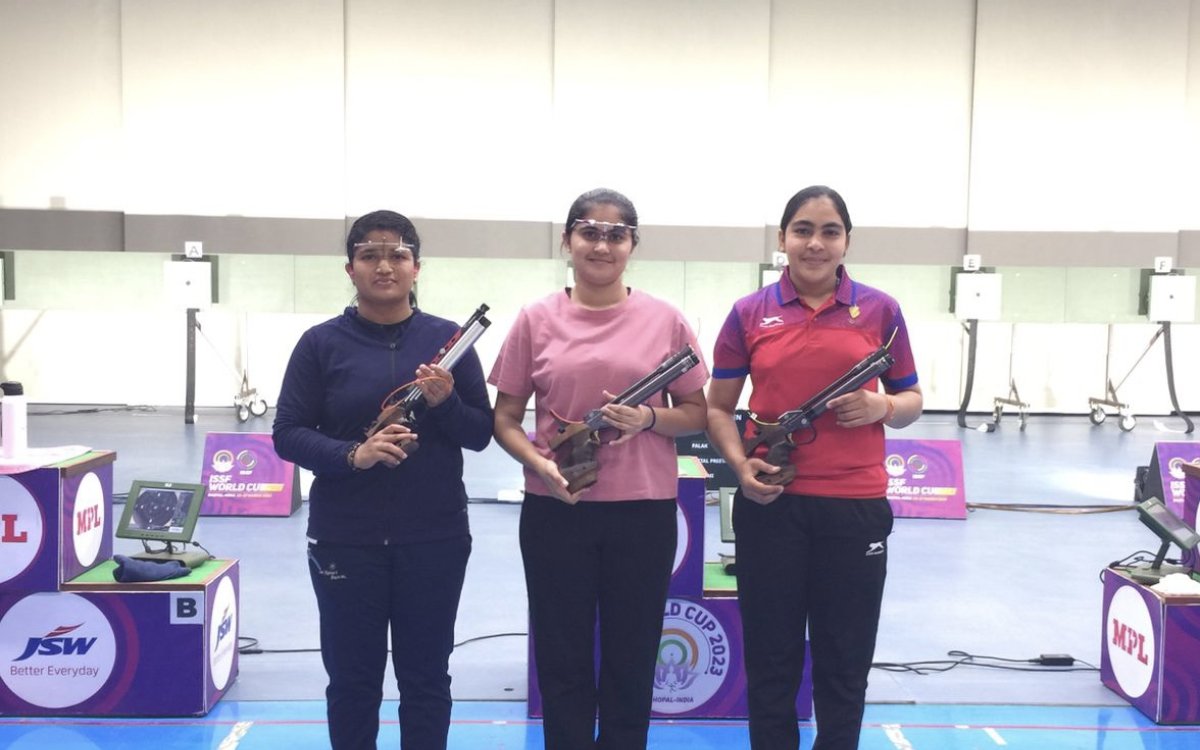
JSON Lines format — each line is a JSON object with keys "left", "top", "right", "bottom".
{"left": 1111, "top": 618, "right": 1149, "bottom": 665}
{"left": 14, "top": 624, "right": 97, "bottom": 661}
{"left": 217, "top": 607, "right": 233, "bottom": 644}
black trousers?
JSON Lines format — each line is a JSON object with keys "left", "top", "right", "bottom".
{"left": 308, "top": 536, "right": 471, "bottom": 750}
{"left": 733, "top": 492, "right": 893, "bottom": 750}
{"left": 520, "top": 493, "right": 677, "bottom": 750}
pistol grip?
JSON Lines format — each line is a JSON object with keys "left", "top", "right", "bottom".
{"left": 755, "top": 463, "right": 796, "bottom": 486}
{"left": 561, "top": 460, "right": 600, "bottom": 493}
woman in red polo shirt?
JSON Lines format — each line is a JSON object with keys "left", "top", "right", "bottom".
{"left": 706, "top": 185, "right": 923, "bottom": 750}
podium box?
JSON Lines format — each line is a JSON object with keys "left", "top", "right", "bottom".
{"left": 670, "top": 457, "right": 706, "bottom": 598}
{"left": 0, "top": 451, "right": 115, "bottom": 593}
{"left": 0, "top": 559, "right": 240, "bottom": 717}
{"left": 1100, "top": 567, "right": 1200, "bottom": 724}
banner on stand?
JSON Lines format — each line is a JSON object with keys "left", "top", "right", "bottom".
{"left": 199, "top": 432, "right": 300, "bottom": 517}
{"left": 885, "top": 438, "right": 967, "bottom": 520}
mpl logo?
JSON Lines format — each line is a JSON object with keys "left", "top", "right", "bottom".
{"left": 0, "top": 593, "right": 117, "bottom": 709}
{"left": 72, "top": 472, "right": 105, "bottom": 568}
{"left": 208, "top": 575, "right": 238, "bottom": 691}
{"left": 652, "top": 599, "right": 729, "bottom": 715}
{"left": 1106, "top": 584, "right": 1155, "bottom": 699}
{"left": 0, "top": 477, "right": 45, "bottom": 585}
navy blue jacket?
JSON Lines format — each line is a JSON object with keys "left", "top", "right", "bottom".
{"left": 273, "top": 307, "right": 493, "bottom": 544}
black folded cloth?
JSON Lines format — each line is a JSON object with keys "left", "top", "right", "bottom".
{"left": 112, "top": 554, "right": 190, "bottom": 582}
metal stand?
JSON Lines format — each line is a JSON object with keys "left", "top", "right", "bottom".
{"left": 192, "top": 311, "right": 269, "bottom": 422}
{"left": 1087, "top": 324, "right": 1144, "bottom": 432}
{"left": 957, "top": 319, "right": 1028, "bottom": 432}
{"left": 1087, "top": 323, "right": 1192, "bottom": 434}
{"left": 992, "top": 380, "right": 1029, "bottom": 430}
{"left": 185, "top": 308, "right": 198, "bottom": 425}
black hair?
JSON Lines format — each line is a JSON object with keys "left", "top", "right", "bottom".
{"left": 779, "top": 185, "right": 852, "bottom": 234}
{"left": 345, "top": 210, "right": 421, "bottom": 308}
{"left": 564, "top": 188, "right": 640, "bottom": 247}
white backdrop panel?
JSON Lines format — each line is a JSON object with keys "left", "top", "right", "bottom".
{"left": 344, "top": 0, "right": 555, "bottom": 222}
{"left": 0, "top": 0, "right": 122, "bottom": 211}
{"left": 768, "top": 0, "right": 975, "bottom": 229}
{"left": 969, "top": 0, "right": 1191, "bottom": 231}
{"left": 552, "top": 0, "right": 771, "bottom": 228}
{"left": 120, "top": 0, "right": 345, "bottom": 219}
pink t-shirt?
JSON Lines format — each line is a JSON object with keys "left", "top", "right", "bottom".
{"left": 489, "top": 289, "right": 710, "bottom": 501}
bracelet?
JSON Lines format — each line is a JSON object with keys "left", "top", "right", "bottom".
{"left": 347, "top": 442, "right": 362, "bottom": 471}
{"left": 643, "top": 405, "right": 657, "bottom": 432}
{"left": 883, "top": 396, "right": 896, "bottom": 425}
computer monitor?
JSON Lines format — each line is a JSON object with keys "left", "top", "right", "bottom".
{"left": 1137, "top": 496, "right": 1200, "bottom": 561}
{"left": 718, "top": 487, "right": 736, "bottom": 543}
{"left": 1130, "top": 496, "right": 1200, "bottom": 582}
{"left": 116, "top": 480, "right": 204, "bottom": 545}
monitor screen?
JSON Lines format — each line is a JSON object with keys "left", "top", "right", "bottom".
{"left": 115, "top": 480, "right": 205, "bottom": 544}
{"left": 719, "top": 487, "right": 736, "bottom": 544}
{"left": 1137, "top": 496, "right": 1200, "bottom": 553}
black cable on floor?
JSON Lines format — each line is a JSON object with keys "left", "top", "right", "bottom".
{"left": 237, "top": 632, "right": 528, "bottom": 655}
{"left": 873, "top": 650, "right": 1099, "bottom": 676}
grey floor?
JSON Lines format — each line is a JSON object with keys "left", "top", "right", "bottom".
{"left": 27, "top": 403, "right": 1198, "bottom": 708}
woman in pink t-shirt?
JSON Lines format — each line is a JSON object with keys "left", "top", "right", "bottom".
{"left": 490, "top": 188, "right": 709, "bottom": 749}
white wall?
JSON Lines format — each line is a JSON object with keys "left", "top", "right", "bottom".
{"left": 3, "top": 0, "right": 1200, "bottom": 417}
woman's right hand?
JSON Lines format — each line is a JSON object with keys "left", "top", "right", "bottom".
{"left": 535, "top": 456, "right": 587, "bottom": 505}
{"left": 738, "top": 458, "right": 785, "bottom": 505}
{"left": 354, "top": 423, "right": 419, "bottom": 469}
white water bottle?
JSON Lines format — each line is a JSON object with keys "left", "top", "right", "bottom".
{"left": 2, "top": 381, "right": 27, "bottom": 459}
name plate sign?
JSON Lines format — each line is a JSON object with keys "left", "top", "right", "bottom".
{"left": 885, "top": 438, "right": 966, "bottom": 520}
{"left": 199, "top": 432, "right": 300, "bottom": 517}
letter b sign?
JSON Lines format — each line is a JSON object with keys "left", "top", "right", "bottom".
{"left": 171, "top": 592, "right": 205, "bottom": 624}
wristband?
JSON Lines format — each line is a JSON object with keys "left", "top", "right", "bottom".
{"left": 883, "top": 396, "right": 896, "bottom": 424}
{"left": 347, "top": 442, "right": 362, "bottom": 471}
{"left": 644, "top": 405, "right": 657, "bottom": 432}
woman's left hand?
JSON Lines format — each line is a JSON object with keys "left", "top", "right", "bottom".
{"left": 415, "top": 364, "right": 454, "bottom": 407}
{"left": 827, "top": 389, "right": 889, "bottom": 428}
{"left": 599, "top": 390, "right": 655, "bottom": 445}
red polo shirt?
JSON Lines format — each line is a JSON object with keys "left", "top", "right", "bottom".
{"left": 712, "top": 266, "right": 918, "bottom": 498}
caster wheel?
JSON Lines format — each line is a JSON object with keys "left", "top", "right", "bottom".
{"left": 250, "top": 398, "right": 268, "bottom": 417}
{"left": 1119, "top": 415, "right": 1136, "bottom": 432}
{"left": 237, "top": 405, "right": 250, "bottom": 423}
{"left": 1089, "top": 408, "right": 1106, "bottom": 425}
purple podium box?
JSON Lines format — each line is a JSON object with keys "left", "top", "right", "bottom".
{"left": 670, "top": 457, "right": 707, "bottom": 598}
{"left": 1100, "top": 567, "right": 1200, "bottom": 724}
{"left": 528, "top": 594, "right": 812, "bottom": 720}
{"left": 0, "top": 451, "right": 115, "bottom": 594}
{"left": 0, "top": 559, "right": 239, "bottom": 717}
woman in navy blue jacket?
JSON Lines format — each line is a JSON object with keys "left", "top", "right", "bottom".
{"left": 273, "top": 210, "right": 493, "bottom": 750}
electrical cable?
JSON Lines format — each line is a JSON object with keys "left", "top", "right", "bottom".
{"left": 30, "top": 405, "right": 158, "bottom": 416}
{"left": 872, "top": 650, "right": 1098, "bottom": 676}
{"left": 236, "top": 631, "right": 528, "bottom": 656}
{"left": 965, "top": 502, "right": 1135, "bottom": 515}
